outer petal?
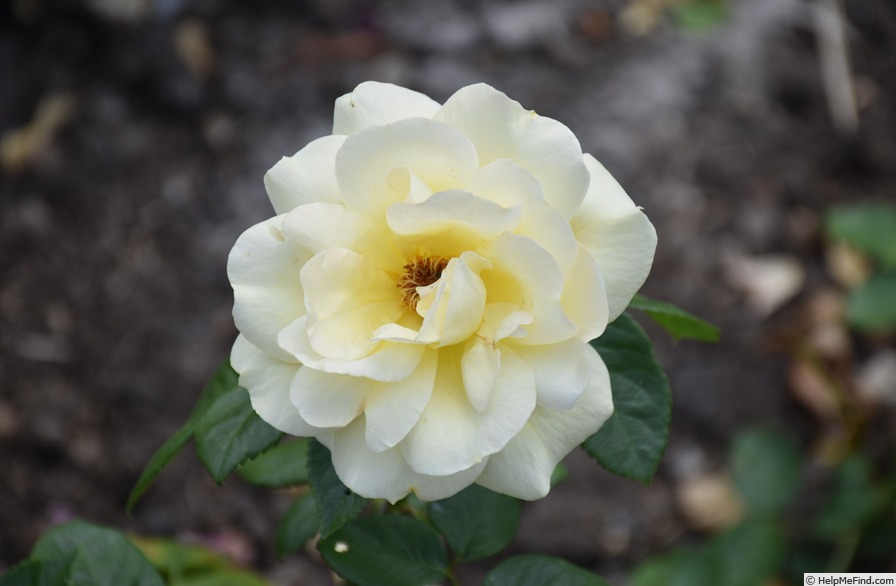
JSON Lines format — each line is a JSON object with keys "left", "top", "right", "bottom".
{"left": 279, "top": 316, "right": 425, "bottom": 382}
{"left": 231, "top": 335, "right": 324, "bottom": 436}
{"left": 300, "top": 248, "right": 405, "bottom": 360}
{"left": 363, "top": 349, "right": 438, "bottom": 452}
{"left": 290, "top": 367, "right": 367, "bottom": 428}
{"left": 435, "top": 83, "right": 589, "bottom": 219}
{"left": 400, "top": 346, "right": 536, "bottom": 476}
{"left": 228, "top": 216, "right": 310, "bottom": 362}
{"left": 328, "top": 417, "right": 486, "bottom": 503}
{"left": 561, "top": 243, "right": 610, "bottom": 342}
{"left": 571, "top": 154, "right": 657, "bottom": 320}
{"left": 333, "top": 81, "right": 441, "bottom": 135}
{"left": 264, "top": 135, "right": 345, "bottom": 215}
{"left": 476, "top": 346, "right": 613, "bottom": 500}
{"left": 336, "top": 118, "right": 479, "bottom": 215}
{"left": 512, "top": 340, "right": 593, "bottom": 410}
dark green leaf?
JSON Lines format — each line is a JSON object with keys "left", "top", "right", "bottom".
{"left": 318, "top": 516, "right": 449, "bottom": 586}
{"left": 813, "top": 455, "right": 883, "bottom": 539}
{"left": 630, "top": 549, "right": 716, "bottom": 586}
{"left": 714, "top": 520, "right": 784, "bottom": 586}
{"left": 129, "top": 535, "right": 228, "bottom": 578}
{"left": 276, "top": 493, "right": 320, "bottom": 559}
{"left": 0, "top": 559, "right": 71, "bottom": 586}
{"left": 194, "top": 384, "right": 282, "bottom": 484}
{"left": 29, "top": 520, "right": 164, "bottom": 586}
{"left": 729, "top": 429, "right": 801, "bottom": 516}
{"left": 584, "top": 313, "right": 672, "bottom": 483}
{"left": 239, "top": 438, "right": 309, "bottom": 488}
{"left": 484, "top": 555, "right": 609, "bottom": 586}
{"left": 128, "top": 359, "right": 247, "bottom": 513}
{"left": 127, "top": 421, "right": 196, "bottom": 515}
{"left": 169, "top": 570, "right": 269, "bottom": 586}
{"left": 550, "top": 462, "right": 568, "bottom": 487}
{"left": 429, "top": 484, "right": 520, "bottom": 562}
{"left": 846, "top": 271, "right": 896, "bottom": 332}
{"left": 628, "top": 294, "right": 720, "bottom": 343}
{"left": 307, "top": 439, "right": 366, "bottom": 539}
{"left": 826, "top": 203, "right": 896, "bottom": 267}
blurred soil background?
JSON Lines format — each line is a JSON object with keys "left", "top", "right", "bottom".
{"left": 1, "top": 0, "right": 895, "bottom": 583}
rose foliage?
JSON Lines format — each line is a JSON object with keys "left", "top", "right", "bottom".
{"left": 228, "top": 82, "right": 657, "bottom": 503}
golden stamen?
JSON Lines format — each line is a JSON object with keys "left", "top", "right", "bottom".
{"left": 397, "top": 255, "right": 450, "bottom": 308}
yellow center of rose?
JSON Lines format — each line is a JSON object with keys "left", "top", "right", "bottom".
{"left": 397, "top": 255, "right": 450, "bottom": 308}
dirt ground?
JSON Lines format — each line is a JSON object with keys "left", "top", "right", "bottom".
{"left": 2, "top": 0, "right": 895, "bottom": 583}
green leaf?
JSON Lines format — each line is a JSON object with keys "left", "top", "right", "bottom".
{"left": 628, "top": 294, "right": 720, "bottom": 343}
{"left": 128, "top": 359, "right": 248, "bottom": 513}
{"left": 550, "top": 462, "right": 568, "bottom": 487}
{"left": 729, "top": 429, "right": 801, "bottom": 516}
{"left": 127, "top": 421, "right": 196, "bottom": 515}
{"left": 318, "top": 516, "right": 449, "bottom": 586}
{"left": 813, "top": 455, "right": 883, "bottom": 539}
{"left": 846, "top": 271, "right": 896, "bottom": 332}
{"left": 429, "top": 484, "right": 520, "bottom": 562}
{"left": 307, "top": 439, "right": 367, "bottom": 539}
{"left": 484, "top": 555, "right": 609, "bottom": 586}
{"left": 672, "top": 0, "right": 728, "bottom": 31}
{"left": 239, "top": 438, "right": 310, "bottom": 488}
{"left": 826, "top": 203, "right": 896, "bottom": 267}
{"left": 584, "top": 313, "right": 672, "bottom": 483}
{"left": 28, "top": 520, "right": 164, "bottom": 586}
{"left": 631, "top": 521, "right": 784, "bottom": 586}
{"left": 169, "top": 570, "right": 269, "bottom": 586}
{"left": 714, "top": 520, "right": 784, "bottom": 586}
{"left": 129, "top": 535, "right": 228, "bottom": 578}
{"left": 0, "top": 559, "right": 71, "bottom": 586}
{"left": 630, "top": 549, "right": 716, "bottom": 586}
{"left": 276, "top": 493, "right": 320, "bottom": 559}
{"left": 194, "top": 384, "right": 282, "bottom": 484}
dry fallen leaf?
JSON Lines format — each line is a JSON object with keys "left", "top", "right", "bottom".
{"left": 724, "top": 253, "right": 806, "bottom": 316}
{"left": 1, "top": 93, "right": 76, "bottom": 174}
{"left": 676, "top": 472, "right": 745, "bottom": 531}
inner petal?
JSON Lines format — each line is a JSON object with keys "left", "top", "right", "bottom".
{"left": 300, "top": 247, "right": 406, "bottom": 360}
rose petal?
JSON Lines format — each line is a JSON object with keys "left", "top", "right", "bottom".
{"left": 231, "top": 335, "right": 324, "bottom": 436}
{"left": 561, "top": 243, "right": 609, "bottom": 342}
{"left": 415, "top": 251, "right": 491, "bottom": 346}
{"left": 300, "top": 248, "right": 405, "bottom": 360}
{"left": 228, "top": 216, "right": 310, "bottom": 362}
{"left": 363, "top": 349, "right": 438, "bottom": 452}
{"left": 282, "top": 203, "right": 402, "bottom": 272}
{"left": 467, "top": 160, "right": 578, "bottom": 272}
{"left": 435, "top": 83, "right": 589, "bottom": 218}
{"left": 333, "top": 81, "right": 441, "bottom": 135}
{"left": 513, "top": 339, "right": 593, "bottom": 410}
{"left": 279, "top": 316, "right": 426, "bottom": 382}
{"left": 400, "top": 346, "right": 535, "bottom": 476}
{"left": 336, "top": 118, "right": 479, "bottom": 215}
{"left": 387, "top": 189, "right": 522, "bottom": 259}
{"left": 264, "top": 135, "right": 345, "bottom": 215}
{"left": 476, "top": 346, "right": 613, "bottom": 500}
{"left": 461, "top": 336, "right": 501, "bottom": 413}
{"left": 479, "top": 232, "right": 577, "bottom": 345}
{"left": 290, "top": 367, "right": 368, "bottom": 428}
{"left": 571, "top": 154, "right": 657, "bottom": 320}
{"left": 329, "top": 417, "right": 486, "bottom": 503}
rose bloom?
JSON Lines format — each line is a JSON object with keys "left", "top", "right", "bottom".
{"left": 228, "top": 82, "right": 656, "bottom": 502}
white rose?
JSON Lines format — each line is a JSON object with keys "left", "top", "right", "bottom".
{"left": 228, "top": 82, "right": 656, "bottom": 503}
